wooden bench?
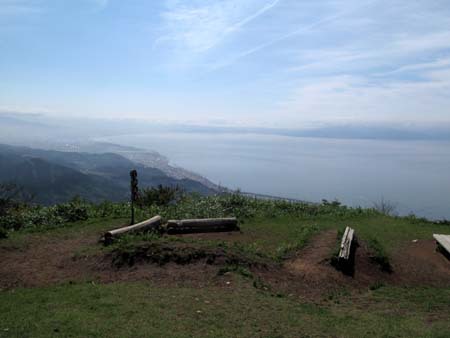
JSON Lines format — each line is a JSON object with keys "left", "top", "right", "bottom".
{"left": 103, "top": 215, "right": 162, "bottom": 244}
{"left": 339, "top": 226, "right": 355, "bottom": 261}
{"left": 433, "top": 234, "right": 450, "bottom": 259}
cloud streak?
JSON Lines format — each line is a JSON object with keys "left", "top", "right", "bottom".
{"left": 2, "top": 0, "right": 450, "bottom": 127}
{"left": 156, "top": 0, "right": 281, "bottom": 53}
{"left": 208, "top": 0, "right": 378, "bottom": 71}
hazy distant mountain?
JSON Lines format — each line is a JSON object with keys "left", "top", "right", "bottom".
{"left": 2, "top": 111, "right": 450, "bottom": 143}
{"left": 0, "top": 144, "right": 216, "bottom": 205}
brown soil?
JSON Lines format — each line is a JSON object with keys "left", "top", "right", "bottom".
{"left": 390, "top": 239, "right": 450, "bottom": 287}
{"left": 1, "top": 229, "right": 449, "bottom": 299}
{"left": 174, "top": 230, "right": 246, "bottom": 242}
{"left": 0, "top": 232, "right": 227, "bottom": 290}
{"left": 255, "top": 230, "right": 390, "bottom": 299}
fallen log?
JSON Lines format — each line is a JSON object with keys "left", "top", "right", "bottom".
{"left": 166, "top": 217, "right": 239, "bottom": 234}
{"left": 103, "top": 215, "right": 162, "bottom": 244}
{"left": 433, "top": 234, "right": 450, "bottom": 260}
{"left": 339, "top": 226, "right": 355, "bottom": 261}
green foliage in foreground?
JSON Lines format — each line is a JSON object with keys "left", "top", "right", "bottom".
{"left": 2, "top": 193, "right": 450, "bottom": 265}
{"left": 0, "top": 193, "right": 383, "bottom": 233}
{"left": 0, "top": 282, "right": 449, "bottom": 338}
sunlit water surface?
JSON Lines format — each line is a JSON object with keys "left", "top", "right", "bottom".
{"left": 99, "top": 133, "right": 450, "bottom": 220}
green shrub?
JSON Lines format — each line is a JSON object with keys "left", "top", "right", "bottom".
{"left": 0, "top": 214, "right": 22, "bottom": 230}
{"left": 0, "top": 226, "right": 8, "bottom": 239}
{"left": 138, "top": 185, "right": 183, "bottom": 207}
{"left": 53, "top": 198, "right": 89, "bottom": 222}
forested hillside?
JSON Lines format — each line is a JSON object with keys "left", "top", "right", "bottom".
{"left": 0, "top": 144, "right": 215, "bottom": 204}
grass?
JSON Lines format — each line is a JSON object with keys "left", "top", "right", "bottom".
{"left": 2, "top": 195, "right": 450, "bottom": 337}
{"left": 1, "top": 282, "right": 449, "bottom": 338}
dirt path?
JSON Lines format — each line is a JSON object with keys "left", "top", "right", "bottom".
{"left": 285, "top": 229, "right": 338, "bottom": 275}
{"left": 0, "top": 233, "right": 100, "bottom": 288}
{"left": 0, "top": 232, "right": 230, "bottom": 290}
{"left": 258, "top": 229, "right": 437, "bottom": 300}
{"left": 1, "top": 228, "right": 449, "bottom": 295}
{"left": 283, "top": 230, "right": 450, "bottom": 288}
{"left": 390, "top": 239, "right": 450, "bottom": 286}
{"left": 258, "top": 230, "right": 356, "bottom": 299}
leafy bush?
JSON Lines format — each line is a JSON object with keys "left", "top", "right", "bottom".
{"left": 53, "top": 198, "right": 90, "bottom": 222}
{"left": 0, "top": 192, "right": 399, "bottom": 233}
{"left": 0, "top": 212, "right": 24, "bottom": 230}
{"left": 138, "top": 185, "right": 183, "bottom": 207}
{"left": 0, "top": 226, "right": 8, "bottom": 239}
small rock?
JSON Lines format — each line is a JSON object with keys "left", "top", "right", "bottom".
{"left": 226, "top": 281, "right": 231, "bottom": 285}
{"left": 412, "top": 239, "right": 418, "bottom": 243}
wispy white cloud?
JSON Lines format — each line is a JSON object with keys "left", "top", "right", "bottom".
{"left": 91, "top": 0, "right": 109, "bottom": 10}
{"left": 378, "top": 58, "right": 450, "bottom": 76}
{"left": 207, "top": 0, "right": 378, "bottom": 71}
{"left": 156, "top": 0, "right": 281, "bottom": 53}
{"left": 2, "top": 0, "right": 450, "bottom": 127}
{"left": 286, "top": 29, "right": 450, "bottom": 76}
{"left": 225, "top": 0, "right": 280, "bottom": 34}
{"left": 280, "top": 64, "right": 450, "bottom": 125}
{"left": 390, "top": 31, "right": 450, "bottom": 55}
{"left": 0, "top": 0, "right": 42, "bottom": 17}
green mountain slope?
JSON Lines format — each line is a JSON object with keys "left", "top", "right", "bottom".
{"left": 0, "top": 144, "right": 215, "bottom": 204}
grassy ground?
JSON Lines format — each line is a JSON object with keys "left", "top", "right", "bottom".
{"left": 1, "top": 196, "right": 450, "bottom": 337}
{"left": 239, "top": 214, "right": 450, "bottom": 258}
{"left": 1, "top": 281, "right": 450, "bottom": 338}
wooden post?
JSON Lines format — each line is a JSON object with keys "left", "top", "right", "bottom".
{"left": 130, "top": 170, "right": 138, "bottom": 225}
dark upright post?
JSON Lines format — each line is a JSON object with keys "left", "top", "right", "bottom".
{"left": 130, "top": 170, "right": 138, "bottom": 225}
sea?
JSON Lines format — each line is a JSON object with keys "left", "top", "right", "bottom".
{"left": 98, "top": 132, "right": 450, "bottom": 220}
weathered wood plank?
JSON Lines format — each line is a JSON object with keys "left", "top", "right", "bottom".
{"left": 338, "top": 226, "right": 355, "bottom": 261}
{"left": 104, "top": 215, "right": 162, "bottom": 244}
{"left": 433, "top": 234, "right": 450, "bottom": 255}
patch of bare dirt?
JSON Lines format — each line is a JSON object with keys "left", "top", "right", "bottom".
{"left": 0, "top": 231, "right": 251, "bottom": 290}
{"left": 1, "top": 228, "right": 449, "bottom": 300}
{"left": 171, "top": 230, "right": 261, "bottom": 249}
{"left": 0, "top": 233, "right": 100, "bottom": 289}
{"left": 257, "top": 232, "right": 450, "bottom": 300}
{"left": 390, "top": 239, "right": 450, "bottom": 286}
{"left": 254, "top": 230, "right": 387, "bottom": 300}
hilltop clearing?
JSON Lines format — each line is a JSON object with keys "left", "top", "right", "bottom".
{"left": 1, "top": 195, "right": 449, "bottom": 337}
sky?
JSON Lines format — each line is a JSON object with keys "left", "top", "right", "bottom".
{"left": 1, "top": 0, "right": 450, "bottom": 128}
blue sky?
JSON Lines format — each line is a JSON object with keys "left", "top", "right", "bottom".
{"left": 1, "top": 0, "right": 450, "bottom": 128}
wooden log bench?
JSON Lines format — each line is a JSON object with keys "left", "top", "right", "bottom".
{"left": 433, "top": 234, "right": 450, "bottom": 260}
{"left": 333, "top": 226, "right": 357, "bottom": 274}
{"left": 166, "top": 217, "right": 239, "bottom": 234}
{"left": 339, "top": 226, "right": 355, "bottom": 261}
{"left": 103, "top": 215, "right": 162, "bottom": 244}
